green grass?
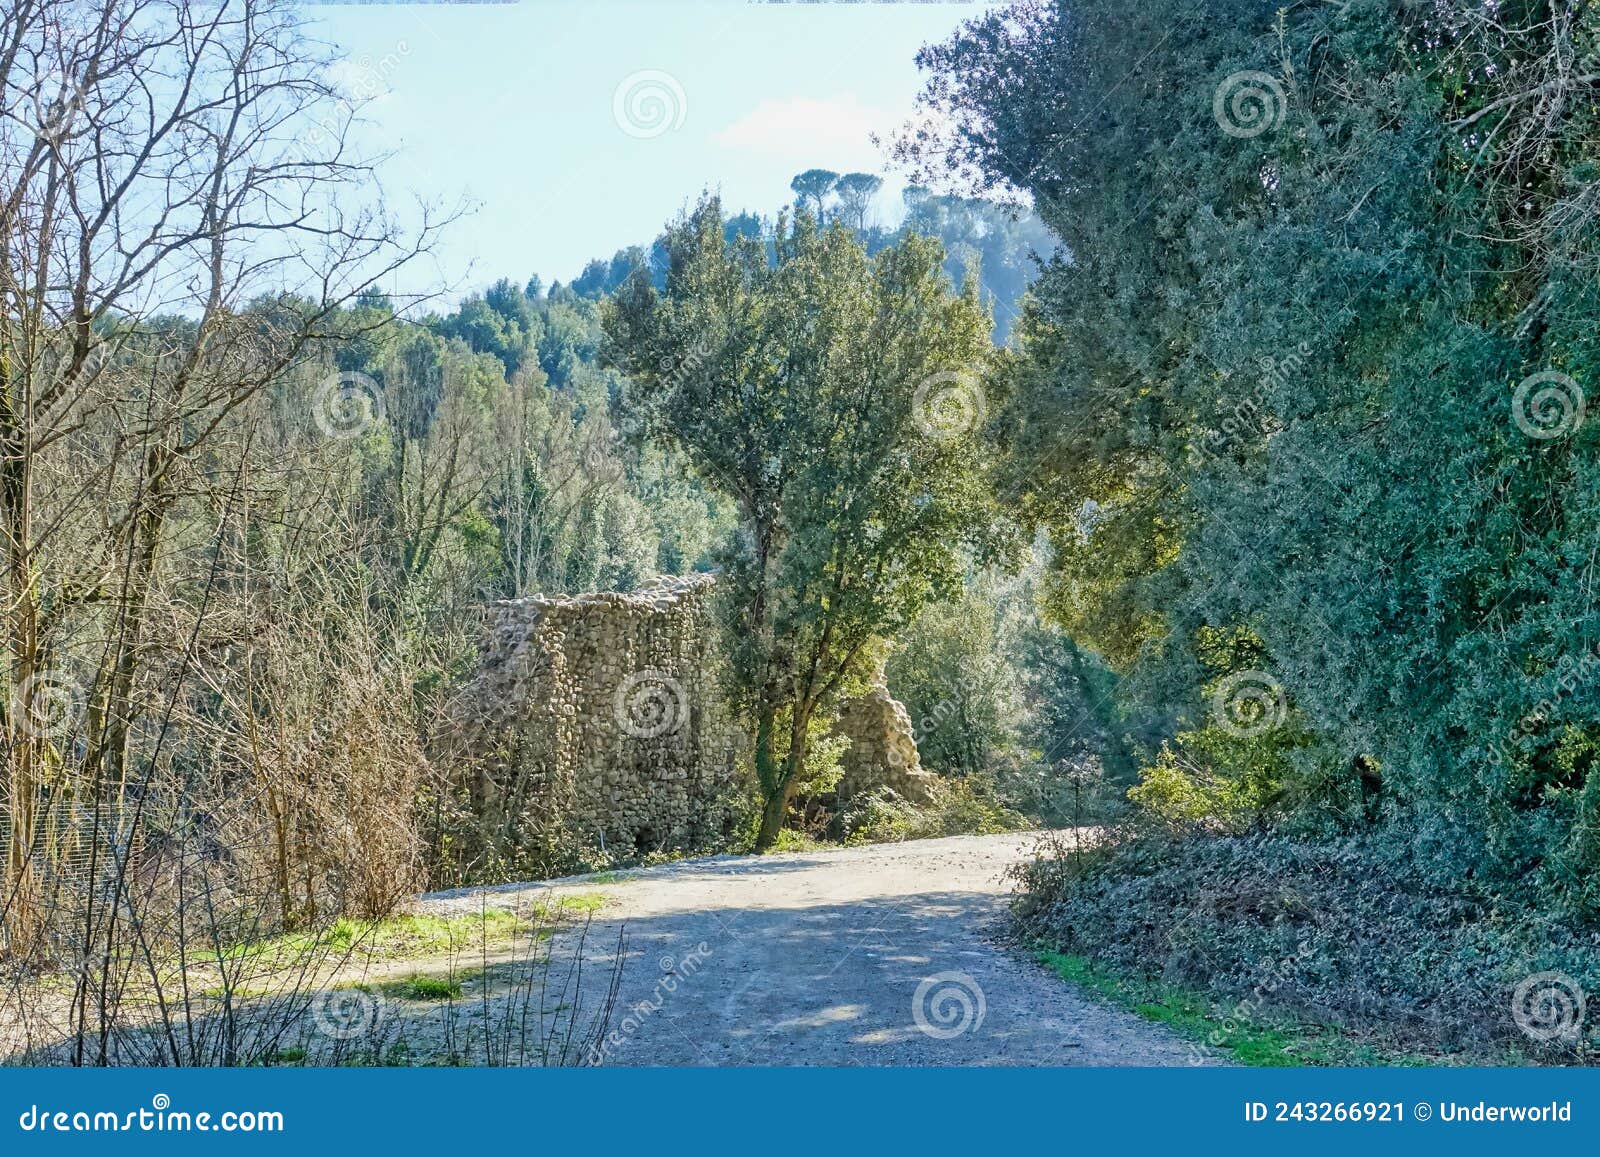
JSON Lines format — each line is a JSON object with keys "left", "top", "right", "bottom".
{"left": 333, "top": 968, "right": 475, "bottom": 1002}
{"left": 220, "top": 908, "right": 529, "bottom": 966}
{"left": 199, "top": 985, "right": 274, "bottom": 1001}
{"left": 552, "top": 892, "right": 606, "bottom": 914}
{"left": 1035, "top": 950, "right": 1430, "bottom": 1066}
{"left": 377, "top": 973, "right": 469, "bottom": 1001}
{"left": 767, "top": 829, "right": 826, "bottom": 854}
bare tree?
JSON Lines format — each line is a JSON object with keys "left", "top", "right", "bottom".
{"left": 0, "top": 0, "right": 439, "bottom": 954}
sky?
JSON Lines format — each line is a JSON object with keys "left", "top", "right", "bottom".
{"left": 305, "top": 1, "right": 992, "bottom": 306}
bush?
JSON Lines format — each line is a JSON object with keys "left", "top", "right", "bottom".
{"left": 1013, "top": 828, "right": 1600, "bottom": 1063}
{"left": 838, "top": 774, "right": 1027, "bottom": 845}
{"left": 1126, "top": 738, "right": 1277, "bottom": 833}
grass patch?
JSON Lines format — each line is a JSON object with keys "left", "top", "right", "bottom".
{"left": 1035, "top": 950, "right": 1428, "bottom": 1066}
{"left": 220, "top": 908, "right": 528, "bottom": 967}
{"left": 549, "top": 892, "right": 606, "bottom": 914}
{"left": 767, "top": 829, "right": 826, "bottom": 854}
{"left": 198, "top": 985, "right": 274, "bottom": 1001}
{"left": 377, "top": 973, "right": 470, "bottom": 1002}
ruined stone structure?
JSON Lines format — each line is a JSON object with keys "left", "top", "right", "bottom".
{"left": 832, "top": 662, "right": 937, "bottom": 804}
{"left": 457, "top": 574, "right": 932, "bottom": 860}
{"left": 460, "top": 574, "right": 743, "bottom": 858}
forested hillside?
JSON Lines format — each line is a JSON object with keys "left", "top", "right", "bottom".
{"left": 562, "top": 175, "right": 1054, "bottom": 343}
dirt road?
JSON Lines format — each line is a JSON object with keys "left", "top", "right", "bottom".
{"left": 420, "top": 832, "right": 1217, "bottom": 1066}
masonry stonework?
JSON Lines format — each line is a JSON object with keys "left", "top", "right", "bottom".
{"left": 462, "top": 574, "right": 743, "bottom": 858}
{"left": 832, "top": 660, "right": 937, "bottom": 804}
{"left": 460, "top": 574, "right": 931, "bottom": 860}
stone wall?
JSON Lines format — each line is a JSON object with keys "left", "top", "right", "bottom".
{"left": 456, "top": 574, "right": 933, "bottom": 862}
{"left": 459, "top": 574, "right": 743, "bottom": 859}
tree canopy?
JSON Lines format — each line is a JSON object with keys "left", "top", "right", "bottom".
{"left": 904, "top": 0, "right": 1600, "bottom": 908}
{"left": 604, "top": 200, "right": 1018, "bottom": 848}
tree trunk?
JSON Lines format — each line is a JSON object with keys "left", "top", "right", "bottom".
{"left": 752, "top": 702, "right": 782, "bottom": 851}
{"left": 754, "top": 786, "right": 789, "bottom": 852}
{"left": 4, "top": 643, "right": 44, "bottom": 954}
{"left": 752, "top": 702, "right": 812, "bottom": 852}
{"left": 1, "top": 438, "right": 43, "bottom": 955}
{"left": 87, "top": 451, "right": 171, "bottom": 793}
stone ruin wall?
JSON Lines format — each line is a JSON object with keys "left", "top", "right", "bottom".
{"left": 460, "top": 574, "right": 933, "bottom": 860}
{"left": 833, "top": 666, "right": 937, "bottom": 804}
{"left": 462, "top": 574, "right": 743, "bottom": 858}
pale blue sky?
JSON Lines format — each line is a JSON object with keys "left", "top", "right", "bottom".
{"left": 306, "top": 1, "right": 991, "bottom": 304}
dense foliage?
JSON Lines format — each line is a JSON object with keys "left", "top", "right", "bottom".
{"left": 1015, "top": 828, "right": 1600, "bottom": 1061}
{"left": 904, "top": 0, "right": 1600, "bottom": 910}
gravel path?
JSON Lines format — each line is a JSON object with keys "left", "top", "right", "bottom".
{"left": 419, "top": 832, "right": 1219, "bottom": 1066}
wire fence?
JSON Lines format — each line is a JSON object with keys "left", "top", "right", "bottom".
{"left": 0, "top": 802, "right": 136, "bottom": 896}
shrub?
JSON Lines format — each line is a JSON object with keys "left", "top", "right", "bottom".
{"left": 1127, "top": 739, "right": 1276, "bottom": 833}
{"left": 1013, "top": 828, "right": 1600, "bottom": 1063}
{"left": 838, "top": 774, "right": 1027, "bottom": 845}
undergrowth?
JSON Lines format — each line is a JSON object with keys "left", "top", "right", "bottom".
{"left": 1034, "top": 950, "right": 1429, "bottom": 1066}
{"left": 1014, "top": 828, "right": 1600, "bottom": 1065}
{"left": 836, "top": 774, "right": 1028, "bottom": 845}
